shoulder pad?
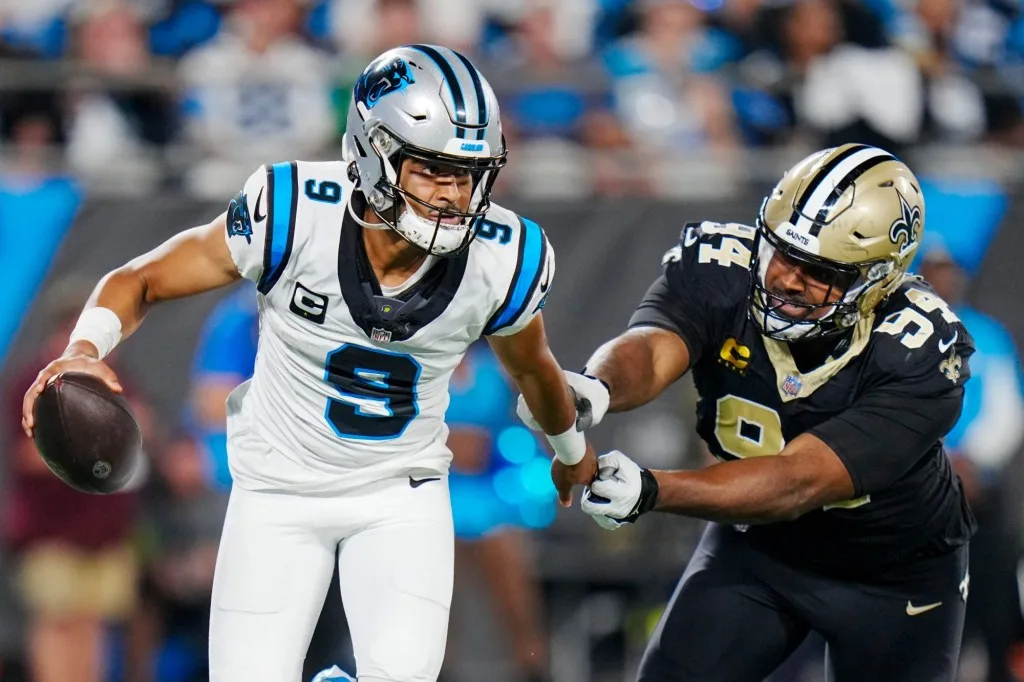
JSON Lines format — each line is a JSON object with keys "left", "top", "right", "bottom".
{"left": 294, "top": 160, "right": 354, "bottom": 205}
{"left": 478, "top": 206, "right": 552, "bottom": 337}
{"left": 871, "top": 278, "right": 975, "bottom": 387}
{"left": 660, "top": 221, "right": 756, "bottom": 306}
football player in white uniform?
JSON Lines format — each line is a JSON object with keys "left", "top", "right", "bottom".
{"left": 23, "top": 45, "right": 598, "bottom": 682}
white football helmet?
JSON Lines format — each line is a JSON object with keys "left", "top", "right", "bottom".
{"left": 344, "top": 44, "right": 507, "bottom": 256}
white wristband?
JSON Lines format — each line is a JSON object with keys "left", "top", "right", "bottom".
{"left": 69, "top": 307, "right": 123, "bottom": 359}
{"left": 545, "top": 423, "right": 587, "bottom": 466}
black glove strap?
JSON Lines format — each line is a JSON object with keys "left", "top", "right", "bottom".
{"left": 624, "top": 469, "right": 660, "bottom": 523}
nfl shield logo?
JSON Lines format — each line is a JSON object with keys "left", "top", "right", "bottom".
{"left": 782, "top": 375, "right": 802, "bottom": 397}
{"left": 371, "top": 327, "right": 392, "bottom": 343}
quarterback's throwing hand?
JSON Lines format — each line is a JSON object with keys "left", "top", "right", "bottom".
{"left": 517, "top": 371, "right": 610, "bottom": 431}
{"left": 581, "top": 451, "right": 660, "bottom": 528}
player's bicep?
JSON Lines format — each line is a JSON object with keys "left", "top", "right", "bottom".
{"left": 128, "top": 213, "right": 241, "bottom": 303}
{"left": 808, "top": 386, "right": 965, "bottom": 496}
{"left": 629, "top": 272, "right": 709, "bottom": 363}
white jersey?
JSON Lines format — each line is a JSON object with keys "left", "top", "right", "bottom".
{"left": 221, "top": 160, "right": 553, "bottom": 494}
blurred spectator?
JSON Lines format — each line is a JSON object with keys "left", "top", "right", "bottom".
{"left": 919, "top": 235, "right": 1024, "bottom": 682}
{"left": 327, "top": 0, "right": 524, "bottom": 58}
{"left": 66, "top": 1, "right": 178, "bottom": 189}
{"left": 187, "top": 282, "right": 258, "bottom": 491}
{"left": 1, "top": 278, "right": 149, "bottom": 682}
{"left": 132, "top": 433, "right": 228, "bottom": 682}
{"left": 147, "top": 0, "right": 223, "bottom": 58}
{"left": 178, "top": 0, "right": 336, "bottom": 198}
{"left": 0, "top": 84, "right": 81, "bottom": 364}
{"left": 445, "top": 342, "right": 555, "bottom": 682}
{"left": 485, "top": 0, "right": 630, "bottom": 197}
{"left": 891, "top": 0, "right": 1024, "bottom": 145}
{"left": 602, "top": 0, "right": 739, "bottom": 152}
{"left": 0, "top": 0, "right": 74, "bottom": 58}
{"left": 328, "top": 0, "right": 426, "bottom": 57}
{"left": 769, "top": 0, "right": 924, "bottom": 151}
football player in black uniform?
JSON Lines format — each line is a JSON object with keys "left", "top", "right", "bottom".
{"left": 519, "top": 144, "right": 976, "bottom": 681}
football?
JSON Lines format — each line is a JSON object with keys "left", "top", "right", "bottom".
{"left": 32, "top": 372, "right": 142, "bottom": 494}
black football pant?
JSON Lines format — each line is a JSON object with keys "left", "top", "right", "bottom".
{"left": 638, "top": 523, "right": 969, "bottom": 682}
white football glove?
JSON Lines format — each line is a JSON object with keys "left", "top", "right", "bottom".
{"left": 581, "top": 450, "right": 660, "bottom": 529}
{"left": 516, "top": 371, "right": 610, "bottom": 432}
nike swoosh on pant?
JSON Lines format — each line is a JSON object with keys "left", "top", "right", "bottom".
{"left": 905, "top": 601, "right": 942, "bottom": 616}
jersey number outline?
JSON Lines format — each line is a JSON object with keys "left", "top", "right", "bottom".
{"left": 324, "top": 344, "right": 421, "bottom": 440}
{"left": 475, "top": 219, "right": 512, "bottom": 245}
{"left": 696, "top": 223, "right": 755, "bottom": 269}
{"left": 713, "top": 394, "right": 869, "bottom": 510}
{"left": 306, "top": 179, "right": 343, "bottom": 204}
{"left": 875, "top": 288, "right": 960, "bottom": 349}
{"left": 714, "top": 395, "right": 786, "bottom": 459}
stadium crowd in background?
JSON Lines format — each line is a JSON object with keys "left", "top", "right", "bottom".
{"left": 0, "top": 0, "right": 1021, "bottom": 196}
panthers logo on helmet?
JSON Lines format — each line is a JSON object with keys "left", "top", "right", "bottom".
{"left": 889, "top": 190, "right": 922, "bottom": 259}
{"left": 227, "top": 191, "right": 253, "bottom": 244}
{"left": 354, "top": 55, "right": 415, "bottom": 109}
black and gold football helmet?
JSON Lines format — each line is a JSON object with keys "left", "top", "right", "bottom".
{"left": 750, "top": 144, "right": 925, "bottom": 341}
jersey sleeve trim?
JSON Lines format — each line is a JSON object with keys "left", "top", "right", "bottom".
{"left": 484, "top": 216, "right": 547, "bottom": 335}
{"left": 257, "top": 161, "right": 298, "bottom": 295}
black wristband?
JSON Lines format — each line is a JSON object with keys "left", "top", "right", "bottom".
{"left": 624, "top": 469, "right": 660, "bottom": 523}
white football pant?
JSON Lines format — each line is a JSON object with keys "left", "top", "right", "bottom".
{"left": 208, "top": 475, "right": 454, "bottom": 682}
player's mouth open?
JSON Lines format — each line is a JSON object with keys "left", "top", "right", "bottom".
{"left": 430, "top": 213, "right": 463, "bottom": 226}
{"left": 768, "top": 293, "right": 812, "bottom": 320}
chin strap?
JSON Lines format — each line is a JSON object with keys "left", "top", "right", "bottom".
{"left": 346, "top": 192, "right": 390, "bottom": 231}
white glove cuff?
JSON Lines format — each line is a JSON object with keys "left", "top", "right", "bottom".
{"left": 69, "top": 307, "right": 122, "bottom": 359}
{"left": 546, "top": 422, "right": 587, "bottom": 466}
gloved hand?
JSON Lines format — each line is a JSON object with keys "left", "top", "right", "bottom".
{"left": 581, "top": 450, "right": 660, "bottom": 529}
{"left": 516, "top": 371, "right": 610, "bottom": 431}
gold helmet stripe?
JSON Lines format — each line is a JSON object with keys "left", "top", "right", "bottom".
{"left": 792, "top": 146, "right": 895, "bottom": 235}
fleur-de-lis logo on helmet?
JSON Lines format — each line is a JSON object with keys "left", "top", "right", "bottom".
{"left": 889, "top": 190, "right": 922, "bottom": 259}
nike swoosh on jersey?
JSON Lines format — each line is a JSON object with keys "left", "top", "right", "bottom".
{"left": 254, "top": 186, "right": 266, "bottom": 222}
{"left": 409, "top": 476, "right": 441, "bottom": 488}
{"left": 937, "top": 330, "right": 958, "bottom": 354}
{"left": 905, "top": 600, "right": 942, "bottom": 616}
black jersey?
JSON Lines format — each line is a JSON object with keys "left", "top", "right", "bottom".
{"left": 630, "top": 222, "right": 977, "bottom": 581}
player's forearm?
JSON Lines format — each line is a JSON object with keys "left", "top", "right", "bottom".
{"left": 514, "top": 360, "right": 576, "bottom": 435}
{"left": 650, "top": 456, "right": 821, "bottom": 524}
{"left": 84, "top": 267, "right": 155, "bottom": 344}
{"left": 78, "top": 219, "right": 241, "bottom": 349}
{"left": 585, "top": 328, "right": 688, "bottom": 413}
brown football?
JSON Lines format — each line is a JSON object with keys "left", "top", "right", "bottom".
{"left": 32, "top": 372, "right": 141, "bottom": 494}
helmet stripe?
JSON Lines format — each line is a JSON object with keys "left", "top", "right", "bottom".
{"left": 792, "top": 146, "right": 894, "bottom": 234}
{"left": 452, "top": 50, "right": 488, "bottom": 140}
{"left": 811, "top": 155, "right": 891, "bottom": 223}
{"left": 792, "top": 145, "right": 864, "bottom": 217}
{"left": 409, "top": 44, "right": 468, "bottom": 138}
